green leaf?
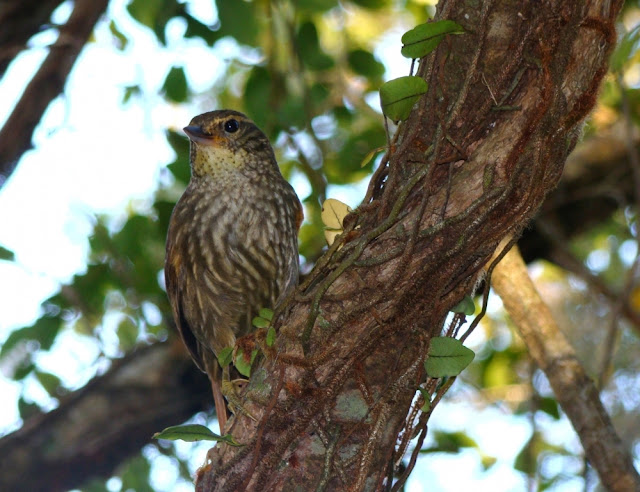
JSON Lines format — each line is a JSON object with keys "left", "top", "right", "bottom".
{"left": 451, "top": 295, "right": 475, "bottom": 315}
{"left": 276, "top": 96, "right": 307, "bottom": 129}
{"left": 120, "top": 455, "right": 153, "bottom": 492}
{"left": 162, "top": 66, "right": 188, "bottom": 103}
{"left": 258, "top": 308, "right": 274, "bottom": 321}
{"left": 35, "top": 370, "right": 61, "bottom": 395}
{"left": 310, "top": 82, "right": 330, "bottom": 106}
{"left": 14, "top": 362, "right": 35, "bottom": 381}
{"left": 0, "top": 316, "right": 61, "bottom": 359}
{"left": 327, "top": 126, "right": 386, "bottom": 183}
{"left": 244, "top": 67, "right": 272, "bottom": 131}
{"left": 154, "top": 200, "right": 176, "bottom": 237}
{"left": 401, "top": 20, "right": 464, "bottom": 59}
{"left": 360, "top": 146, "right": 385, "bottom": 169}
{"left": 417, "top": 387, "right": 431, "bottom": 412}
{"left": 420, "top": 430, "right": 480, "bottom": 454}
{"left": 127, "top": 0, "right": 163, "bottom": 30}
{"left": 379, "top": 76, "right": 428, "bottom": 122}
{"left": 351, "top": 0, "right": 389, "bottom": 8}
{"left": 297, "top": 0, "right": 339, "bottom": 13}
{"left": 82, "top": 479, "right": 111, "bottom": 492}
{"left": 347, "top": 49, "right": 385, "bottom": 80}
{"left": 425, "top": 337, "right": 475, "bottom": 378}
{"left": 480, "top": 454, "right": 497, "bottom": 471}
{"left": 252, "top": 316, "right": 270, "bottom": 328}
{"left": 183, "top": 13, "right": 220, "bottom": 46}
{"left": 216, "top": 0, "right": 258, "bottom": 46}
{"left": 610, "top": 25, "right": 640, "bottom": 73}
{"left": 514, "top": 432, "right": 540, "bottom": 474}
{"left": 117, "top": 317, "right": 139, "bottom": 349}
{"left": 108, "top": 20, "right": 128, "bottom": 50}
{"left": 153, "top": 424, "right": 241, "bottom": 445}
{"left": 217, "top": 347, "right": 233, "bottom": 368}
{"left": 126, "top": 0, "right": 183, "bottom": 45}
{"left": 166, "top": 130, "right": 191, "bottom": 184}
{"left": 122, "top": 85, "right": 141, "bottom": 104}
{"left": 71, "top": 264, "right": 119, "bottom": 318}
{"left": 538, "top": 396, "right": 561, "bottom": 420}
{"left": 266, "top": 326, "right": 276, "bottom": 347}
{"left": 0, "top": 245, "right": 15, "bottom": 261}
{"left": 297, "top": 21, "right": 334, "bottom": 71}
{"left": 18, "top": 396, "right": 40, "bottom": 420}
{"left": 235, "top": 348, "right": 258, "bottom": 378}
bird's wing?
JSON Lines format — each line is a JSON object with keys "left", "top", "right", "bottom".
{"left": 294, "top": 189, "right": 304, "bottom": 232}
{"left": 165, "top": 244, "right": 206, "bottom": 372}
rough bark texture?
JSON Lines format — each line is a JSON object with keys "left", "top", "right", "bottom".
{"left": 492, "top": 245, "right": 640, "bottom": 492}
{"left": 0, "top": 341, "right": 212, "bottom": 492}
{"left": 198, "top": 1, "right": 626, "bottom": 491}
{"left": 0, "top": 0, "right": 108, "bottom": 184}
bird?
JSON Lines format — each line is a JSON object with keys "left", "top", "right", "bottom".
{"left": 164, "top": 109, "right": 303, "bottom": 431}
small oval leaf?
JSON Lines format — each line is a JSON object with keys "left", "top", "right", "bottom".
{"left": 425, "top": 337, "right": 475, "bottom": 378}
{"left": 451, "top": 295, "right": 475, "bottom": 315}
{"left": 258, "top": 308, "right": 274, "bottom": 321}
{"left": 0, "top": 245, "right": 15, "bottom": 261}
{"left": 252, "top": 316, "right": 270, "bottom": 328}
{"left": 324, "top": 229, "right": 341, "bottom": 246}
{"left": 153, "top": 424, "right": 240, "bottom": 445}
{"left": 401, "top": 20, "right": 465, "bottom": 59}
{"left": 162, "top": 66, "right": 188, "bottom": 103}
{"left": 235, "top": 348, "right": 258, "bottom": 378}
{"left": 417, "top": 387, "right": 431, "bottom": 412}
{"left": 379, "top": 76, "right": 428, "bottom": 122}
{"left": 266, "top": 325, "right": 276, "bottom": 347}
{"left": 217, "top": 347, "right": 233, "bottom": 368}
{"left": 360, "top": 146, "right": 385, "bottom": 168}
{"left": 321, "top": 198, "right": 352, "bottom": 230}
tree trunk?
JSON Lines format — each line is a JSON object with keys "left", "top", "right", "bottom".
{"left": 199, "top": 1, "right": 628, "bottom": 491}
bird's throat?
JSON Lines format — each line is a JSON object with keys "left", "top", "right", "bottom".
{"left": 191, "top": 145, "right": 250, "bottom": 179}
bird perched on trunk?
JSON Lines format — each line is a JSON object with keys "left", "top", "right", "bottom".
{"left": 165, "top": 110, "right": 303, "bottom": 431}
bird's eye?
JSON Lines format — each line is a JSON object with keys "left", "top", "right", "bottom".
{"left": 224, "top": 119, "right": 240, "bottom": 133}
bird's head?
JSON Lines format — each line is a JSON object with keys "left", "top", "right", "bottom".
{"left": 183, "top": 110, "right": 278, "bottom": 180}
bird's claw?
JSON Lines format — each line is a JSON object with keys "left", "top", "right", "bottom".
{"left": 221, "top": 376, "right": 257, "bottom": 422}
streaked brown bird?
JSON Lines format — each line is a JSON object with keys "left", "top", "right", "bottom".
{"left": 165, "top": 110, "right": 303, "bottom": 430}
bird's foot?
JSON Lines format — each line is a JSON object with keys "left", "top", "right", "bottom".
{"left": 221, "top": 376, "right": 257, "bottom": 422}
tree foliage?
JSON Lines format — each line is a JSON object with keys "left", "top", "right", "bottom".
{"left": 0, "top": 0, "right": 639, "bottom": 490}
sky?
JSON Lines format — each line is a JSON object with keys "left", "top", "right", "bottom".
{"left": 0, "top": 1, "right": 608, "bottom": 491}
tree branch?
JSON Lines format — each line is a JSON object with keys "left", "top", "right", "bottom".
{"left": 0, "top": 0, "right": 108, "bottom": 184}
{"left": 0, "top": 0, "right": 65, "bottom": 79}
{"left": 491, "top": 244, "right": 640, "bottom": 492}
{"left": 0, "top": 341, "right": 212, "bottom": 492}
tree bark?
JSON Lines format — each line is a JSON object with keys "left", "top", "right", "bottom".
{"left": 198, "top": 1, "right": 627, "bottom": 491}
{"left": 0, "top": 341, "right": 212, "bottom": 492}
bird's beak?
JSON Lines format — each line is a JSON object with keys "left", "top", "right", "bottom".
{"left": 183, "top": 125, "right": 219, "bottom": 146}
